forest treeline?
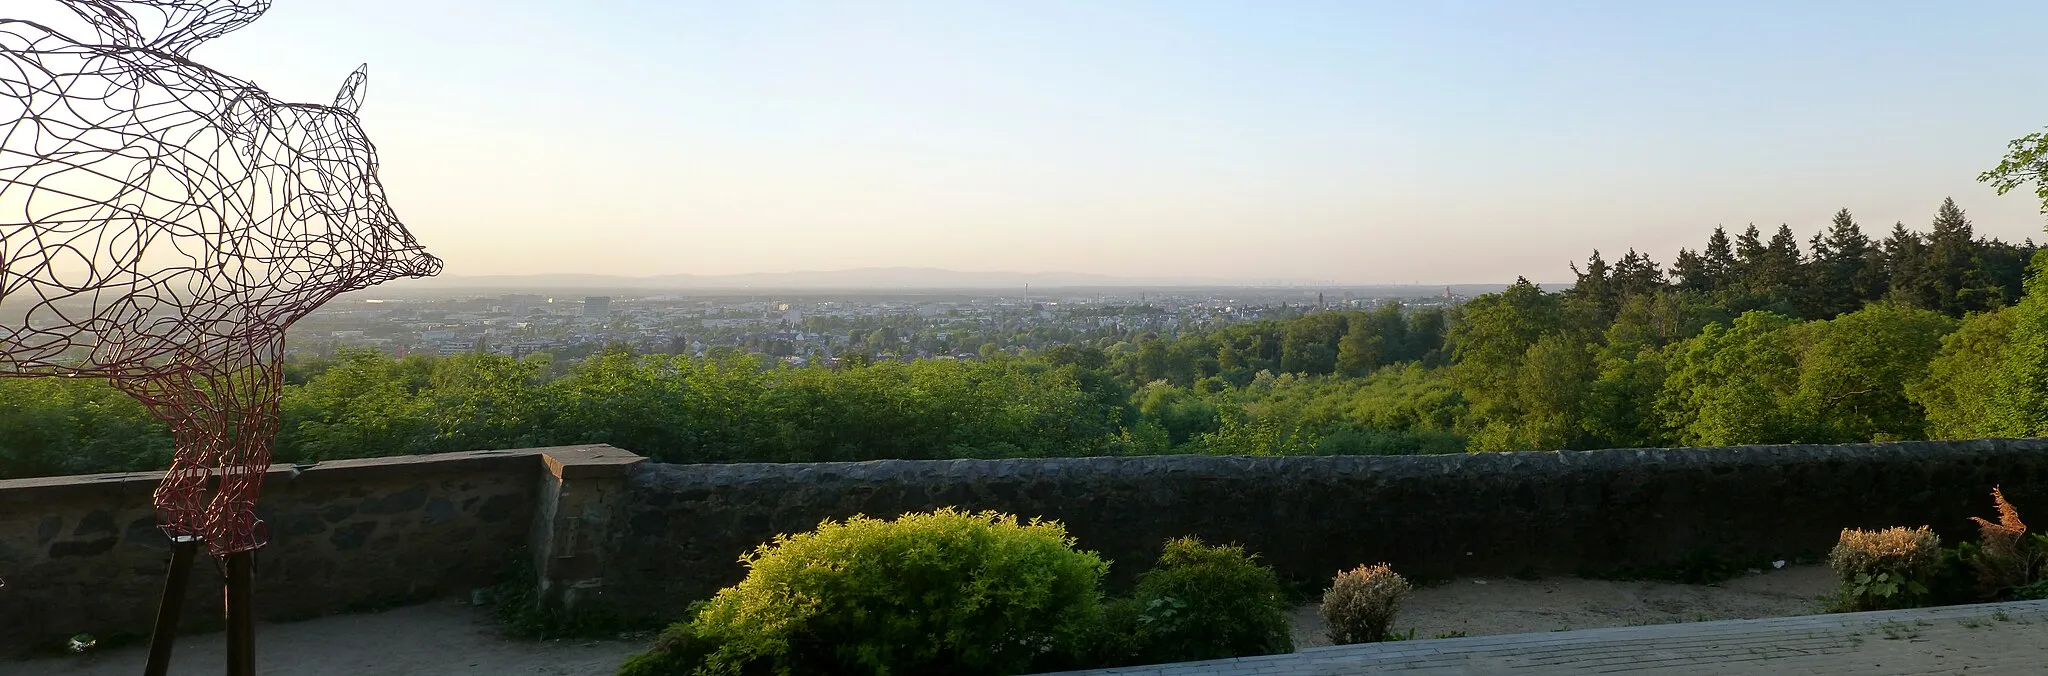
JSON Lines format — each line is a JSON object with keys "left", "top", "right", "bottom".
{"left": 9, "top": 196, "right": 2048, "bottom": 478}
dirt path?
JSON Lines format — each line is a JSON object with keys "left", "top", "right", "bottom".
{"left": 11, "top": 567, "right": 1839, "bottom": 674}
{"left": 12, "top": 602, "right": 641, "bottom": 676}
{"left": 1291, "top": 565, "right": 1836, "bottom": 647}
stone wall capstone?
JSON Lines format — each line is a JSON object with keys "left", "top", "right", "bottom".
{"left": 607, "top": 439, "right": 2048, "bottom": 619}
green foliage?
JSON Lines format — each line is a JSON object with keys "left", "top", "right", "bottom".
{"left": 1989, "top": 252, "right": 2048, "bottom": 436}
{"left": 1928, "top": 544, "right": 1988, "bottom": 606}
{"left": 2012, "top": 579, "right": 2048, "bottom": 600}
{"left": 1845, "top": 571, "right": 1929, "bottom": 606}
{"left": 617, "top": 620, "right": 723, "bottom": 676}
{"left": 10, "top": 191, "right": 2048, "bottom": 480}
{"left": 489, "top": 547, "right": 632, "bottom": 641}
{"left": 1120, "top": 537, "right": 1292, "bottom": 663}
{"left": 1649, "top": 303, "right": 1955, "bottom": 445}
{"left": 1449, "top": 280, "right": 1565, "bottom": 437}
{"left": 0, "top": 377, "right": 171, "bottom": 478}
{"left": 1790, "top": 303, "right": 1955, "bottom": 442}
{"left": 1979, "top": 129, "right": 2048, "bottom": 215}
{"left": 620, "top": 509, "right": 1107, "bottom": 676}
{"left": 1658, "top": 311, "right": 1807, "bottom": 446}
{"left": 1909, "top": 308, "right": 2019, "bottom": 439}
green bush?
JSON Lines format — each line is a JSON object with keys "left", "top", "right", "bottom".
{"left": 617, "top": 508, "right": 1107, "bottom": 676}
{"left": 1123, "top": 537, "right": 1293, "bottom": 663}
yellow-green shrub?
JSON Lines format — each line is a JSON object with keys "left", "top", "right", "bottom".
{"left": 1828, "top": 526, "right": 1942, "bottom": 611}
{"left": 1320, "top": 563, "right": 1410, "bottom": 644}
{"left": 618, "top": 508, "right": 1107, "bottom": 676}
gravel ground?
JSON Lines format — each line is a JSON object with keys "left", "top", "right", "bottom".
{"left": 1290, "top": 564, "right": 1836, "bottom": 647}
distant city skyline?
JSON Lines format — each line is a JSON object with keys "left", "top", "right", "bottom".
{"left": 377, "top": 266, "right": 1537, "bottom": 291}
{"left": 29, "top": 1, "right": 2048, "bottom": 283}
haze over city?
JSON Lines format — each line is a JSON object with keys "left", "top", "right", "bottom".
{"left": 26, "top": 0, "right": 2048, "bottom": 284}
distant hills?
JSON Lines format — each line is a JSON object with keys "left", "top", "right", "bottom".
{"left": 377, "top": 267, "right": 1514, "bottom": 294}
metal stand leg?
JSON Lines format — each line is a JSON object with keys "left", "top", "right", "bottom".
{"left": 224, "top": 551, "right": 256, "bottom": 676}
{"left": 143, "top": 537, "right": 202, "bottom": 676}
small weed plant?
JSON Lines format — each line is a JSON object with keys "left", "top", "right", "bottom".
{"left": 1320, "top": 563, "right": 1411, "bottom": 645}
{"left": 490, "top": 547, "right": 631, "bottom": 641}
{"left": 1827, "top": 526, "right": 1942, "bottom": 611}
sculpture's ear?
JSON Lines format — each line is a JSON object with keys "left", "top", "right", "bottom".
{"left": 334, "top": 64, "right": 368, "bottom": 115}
{"left": 141, "top": 0, "right": 273, "bottom": 57}
{"left": 56, "top": 0, "right": 145, "bottom": 47}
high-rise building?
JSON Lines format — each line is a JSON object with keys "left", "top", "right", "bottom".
{"left": 583, "top": 296, "right": 611, "bottom": 320}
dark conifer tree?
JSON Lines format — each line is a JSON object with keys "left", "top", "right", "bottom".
{"left": 1672, "top": 248, "right": 1712, "bottom": 292}
{"left": 1568, "top": 250, "right": 1616, "bottom": 315}
{"left": 1815, "top": 208, "right": 1877, "bottom": 316}
{"left": 1925, "top": 197, "right": 1984, "bottom": 315}
{"left": 1973, "top": 237, "right": 2034, "bottom": 308}
{"left": 1757, "top": 224, "right": 1804, "bottom": 296}
{"left": 1734, "top": 224, "right": 1768, "bottom": 285}
{"left": 1884, "top": 222, "right": 1936, "bottom": 310}
{"left": 1798, "top": 231, "right": 1834, "bottom": 318}
{"left": 1612, "top": 249, "right": 1664, "bottom": 299}
{"left": 1703, "top": 227, "right": 1737, "bottom": 291}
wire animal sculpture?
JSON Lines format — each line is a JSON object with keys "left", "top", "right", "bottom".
{"left": 1, "top": 2, "right": 438, "bottom": 670}
{"left": 1, "top": 0, "right": 439, "bottom": 553}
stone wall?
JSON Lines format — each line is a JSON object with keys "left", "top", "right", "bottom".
{"left": 10, "top": 439, "right": 2048, "bottom": 655}
{"left": 609, "top": 439, "right": 2048, "bottom": 619}
{"left": 0, "top": 445, "right": 640, "bottom": 657}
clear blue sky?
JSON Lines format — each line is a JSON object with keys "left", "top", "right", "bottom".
{"left": 33, "top": 1, "right": 2048, "bottom": 283}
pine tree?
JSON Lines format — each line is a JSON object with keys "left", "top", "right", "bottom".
{"left": 1816, "top": 208, "right": 1876, "bottom": 316}
{"left": 1973, "top": 238, "right": 2035, "bottom": 308}
{"left": 1703, "top": 227, "right": 1737, "bottom": 291}
{"left": 1859, "top": 243, "right": 1891, "bottom": 303}
{"left": 1568, "top": 250, "right": 1616, "bottom": 316}
{"left": 1734, "top": 224, "right": 1768, "bottom": 285}
{"left": 1799, "top": 231, "right": 1833, "bottom": 318}
{"left": 1885, "top": 222, "right": 1936, "bottom": 310}
{"left": 1672, "top": 248, "right": 1712, "bottom": 292}
{"left": 1926, "top": 197, "right": 1984, "bottom": 315}
{"left": 1756, "top": 224, "right": 1804, "bottom": 298}
{"left": 1612, "top": 249, "right": 1664, "bottom": 299}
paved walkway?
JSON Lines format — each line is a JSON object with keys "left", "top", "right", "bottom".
{"left": 10, "top": 603, "right": 638, "bottom": 676}
{"left": 1046, "top": 600, "right": 2048, "bottom": 675}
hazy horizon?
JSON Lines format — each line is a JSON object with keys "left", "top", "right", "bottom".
{"left": 31, "top": 1, "right": 2048, "bottom": 283}
{"left": 401, "top": 266, "right": 1550, "bottom": 287}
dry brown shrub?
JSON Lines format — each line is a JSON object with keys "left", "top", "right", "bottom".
{"left": 1320, "top": 563, "right": 1410, "bottom": 645}
{"left": 1968, "top": 486, "right": 2037, "bottom": 595}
